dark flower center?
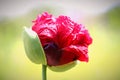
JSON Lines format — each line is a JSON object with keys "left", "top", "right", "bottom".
{"left": 43, "top": 42, "right": 62, "bottom": 66}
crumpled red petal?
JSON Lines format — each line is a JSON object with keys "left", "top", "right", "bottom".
{"left": 32, "top": 12, "right": 92, "bottom": 66}
{"left": 62, "top": 45, "right": 88, "bottom": 63}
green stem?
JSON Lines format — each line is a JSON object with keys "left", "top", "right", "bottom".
{"left": 42, "top": 65, "right": 47, "bottom": 80}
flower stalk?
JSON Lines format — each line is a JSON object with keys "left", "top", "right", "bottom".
{"left": 42, "top": 65, "right": 47, "bottom": 80}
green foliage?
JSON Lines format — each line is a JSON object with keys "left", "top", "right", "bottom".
{"left": 106, "top": 5, "right": 120, "bottom": 31}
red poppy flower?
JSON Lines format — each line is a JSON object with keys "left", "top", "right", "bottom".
{"left": 32, "top": 12, "right": 92, "bottom": 66}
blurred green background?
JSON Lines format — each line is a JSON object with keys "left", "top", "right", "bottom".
{"left": 0, "top": 0, "right": 120, "bottom": 80}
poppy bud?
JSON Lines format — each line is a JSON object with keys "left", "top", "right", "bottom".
{"left": 23, "top": 12, "right": 92, "bottom": 72}
{"left": 23, "top": 27, "right": 77, "bottom": 72}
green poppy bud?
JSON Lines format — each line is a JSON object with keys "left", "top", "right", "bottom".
{"left": 23, "top": 27, "right": 77, "bottom": 72}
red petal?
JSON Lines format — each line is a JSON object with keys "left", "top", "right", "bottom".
{"left": 32, "top": 13, "right": 57, "bottom": 46}
{"left": 55, "top": 16, "right": 92, "bottom": 48}
{"left": 62, "top": 45, "right": 89, "bottom": 63}
{"left": 32, "top": 12, "right": 56, "bottom": 33}
{"left": 59, "top": 51, "right": 77, "bottom": 65}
